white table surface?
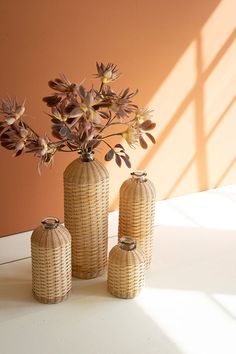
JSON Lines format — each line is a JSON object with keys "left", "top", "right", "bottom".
{"left": 1, "top": 185, "right": 236, "bottom": 354}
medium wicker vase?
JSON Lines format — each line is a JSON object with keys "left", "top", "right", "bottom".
{"left": 118, "top": 171, "right": 156, "bottom": 270}
{"left": 31, "top": 217, "right": 72, "bottom": 304}
{"left": 108, "top": 236, "right": 145, "bottom": 299}
{"left": 64, "top": 151, "right": 109, "bottom": 279}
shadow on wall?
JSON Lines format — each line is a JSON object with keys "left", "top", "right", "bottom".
{"left": 1, "top": 0, "right": 236, "bottom": 236}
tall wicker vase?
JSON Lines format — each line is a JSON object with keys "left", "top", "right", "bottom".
{"left": 64, "top": 151, "right": 109, "bottom": 279}
{"left": 108, "top": 236, "right": 145, "bottom": 299}
{"left": 118, "top": 171, "right": 156, "bottom": 270}
{"left": 31, "top": 217, "right": 72, "bottom": 304}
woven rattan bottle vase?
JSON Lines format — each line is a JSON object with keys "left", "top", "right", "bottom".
{"left": 108, "top": 236, "right": 145, "bottom": 299}
{"left": 118, "top": 171, "right": 156, "bottom": 270}
{"left": 31, "top": 217, "right": 72, "bottom": 304}
{"left": 64, "top": 151, "right": 109, "bottom": 279}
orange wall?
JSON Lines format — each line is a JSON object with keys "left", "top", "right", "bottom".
{"left": 0, "top": 0, "right": 236, "bottom": 236}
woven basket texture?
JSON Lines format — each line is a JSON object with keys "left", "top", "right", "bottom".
{"left": 31, "top": 224, "right": 72, "bottom": 304}
{"left": 118, "top": 176, "right": 156, "bottom": 270}
{"left": 108, "top": 244, "right": 145, "bottom": 299}
{"left": 64, "top": 157, "right": 109, "bottom": 279}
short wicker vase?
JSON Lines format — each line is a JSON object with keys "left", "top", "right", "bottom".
{"left": 108, "top": 237, "right": 145, "bottom": 299}
{"left": 118, "top": 171, "right": 156, "bottom": 270}
{"left": 31, "top": 217, "right": 72, "bottom": 304}
{"left": 64, "top": 151, "right": 109, "bottom": 279}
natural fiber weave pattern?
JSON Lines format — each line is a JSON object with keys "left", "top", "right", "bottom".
{"left": 64, "top": 157, "right": 109, "bottom": 279}
{"left": 31, "top": 223, "right": 72, "bottom": 304}
{"left": 108, "top": 241, "right": 145, "bottom": 299}
{"left": 118, "top": 173, "right": 156, "bottom": 270}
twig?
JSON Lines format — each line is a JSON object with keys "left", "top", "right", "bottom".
{"left": 101, "top": 132, "right": 123, "bottom": 140}
{"left": 98, "top": 82, "right": 104, "bottom": 93}
{"left": 100, "top": 140, "right": 114, "bottom": 151}
{"left": 23, "top": 122, "right": 40, "bottom": 138}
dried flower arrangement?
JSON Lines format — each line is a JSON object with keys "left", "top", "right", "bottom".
{"left": 0, "top": 63, "right": 156, "bottom": 172}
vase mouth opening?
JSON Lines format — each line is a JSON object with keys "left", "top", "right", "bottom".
{"left": 131, "top": 170, "right": 147, "bottom": 182}
{"left": 119, "top": 236, "right": 136, "bottom": 251}
{"left": 79, "top": 150, "right": 94, "bottom": 162}
{"left": 41, "top": 217, "right": 60, "bottom": 229}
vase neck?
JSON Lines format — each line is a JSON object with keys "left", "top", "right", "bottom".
{"left": 80, "top": 150, "right": 94, "bottom": 162}
{"left": 41, "top": 217, "right": 60, "bottom": 229}
{"left": 131, "top": 170, "right": 147, "bottom": 182}
{"left": 119, "top": 236, "right": 136, "bottom": 251}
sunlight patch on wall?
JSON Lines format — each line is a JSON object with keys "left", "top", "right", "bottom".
{"left": 148, "top": 42, "right": 196, "bottom": 134}
{"left": 106, "top": 0, "right": 236, "bottom": 208}
{"left": 201, "top": 0, "right": 236, "bottom": 71}
{"left": 207, "top": 101, "right": 236, "bottom": 186}
{"left": 204, "top": 40, "right": 236, "bottom": 134}
{"left": 134, "top": 103, "right": 197, "bottom": 198}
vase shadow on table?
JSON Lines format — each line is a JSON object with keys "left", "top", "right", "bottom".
{"left": 71, "top": 274, "right": 113, "bottom": 300}
{"left": 0, "top": 262, "right": 185, "bottom": 354}
{"left": 2, "top": 224, "right": 236, "bottom": 301}
{"left": 0, "top": 277, "right": 33, "bottom": 303}
{"left": 0, "top": 260, "right": 42, "bottom": 323}
{"left": 0, "top": 259, "right": 33, "bottom": 303}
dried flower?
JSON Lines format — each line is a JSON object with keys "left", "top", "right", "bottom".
{"left": 43, "top": 74, "right": 78, "bottom": 107}
{"left": 19, "top": 127, "right": 28, "bottom": 138}
{"left": 34, "top": 136, "right": 57, "bottom": 173}
{"left": 0, "top": 98, "right": 25, "bottom": 125}
{"left": 0, "top": 63, "right": 156, "bottom": 171}
{"left": 122, "top": 126, "right": 139, "bottom": 147}
{"left": 95, "top": 62, "right": 121, "bottom": 84}
{"left": 135, "top": 108, "right": 153, "bottom": 124}
{"left": 48, "top": 75, "right": 72, "bottom": 93}
{"left": 37, "top": 137, "right": 49, "bottom": 156}
{"left": 110, "top": 89, "right": 138, "bottom": 119}
{"left": 14, "top": 140, "right": 25, "bottom": 155}
{"left": 43, "top": 95, "right": 62, "bottom": 107}
{"left": 78, "top": 88, "right": 101, "bottom": 124}
{"left": 78, "top": 118, "right": 97, "bottom": 147}
{"left": 51, "top": 107, "right": 68, "bottom": 122}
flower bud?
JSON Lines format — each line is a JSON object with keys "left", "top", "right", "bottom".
{"left": 102, "top": 70, "right": 113, "bottom": 83}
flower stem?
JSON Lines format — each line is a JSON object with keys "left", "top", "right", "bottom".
{"left": 99, "top": 82, "right": 104, "bottom": 93}
{"left": 101, "top": 140, "right": 114, "bottom": 151}
{"left": 101, "top": 132, "right": 123, "bottom": 140}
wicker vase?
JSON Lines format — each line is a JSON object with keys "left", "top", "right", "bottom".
{"left": 108, "top": 236, "right": 145, "bottom": 299}
{"left": 118, "top": 171, "right": 156, "bottom": 270}
{"left": 31, "top": 217, "right": 72, "bottom": 304}
{"left": 64, "top": 151, "right": 109, "bottom": 279}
